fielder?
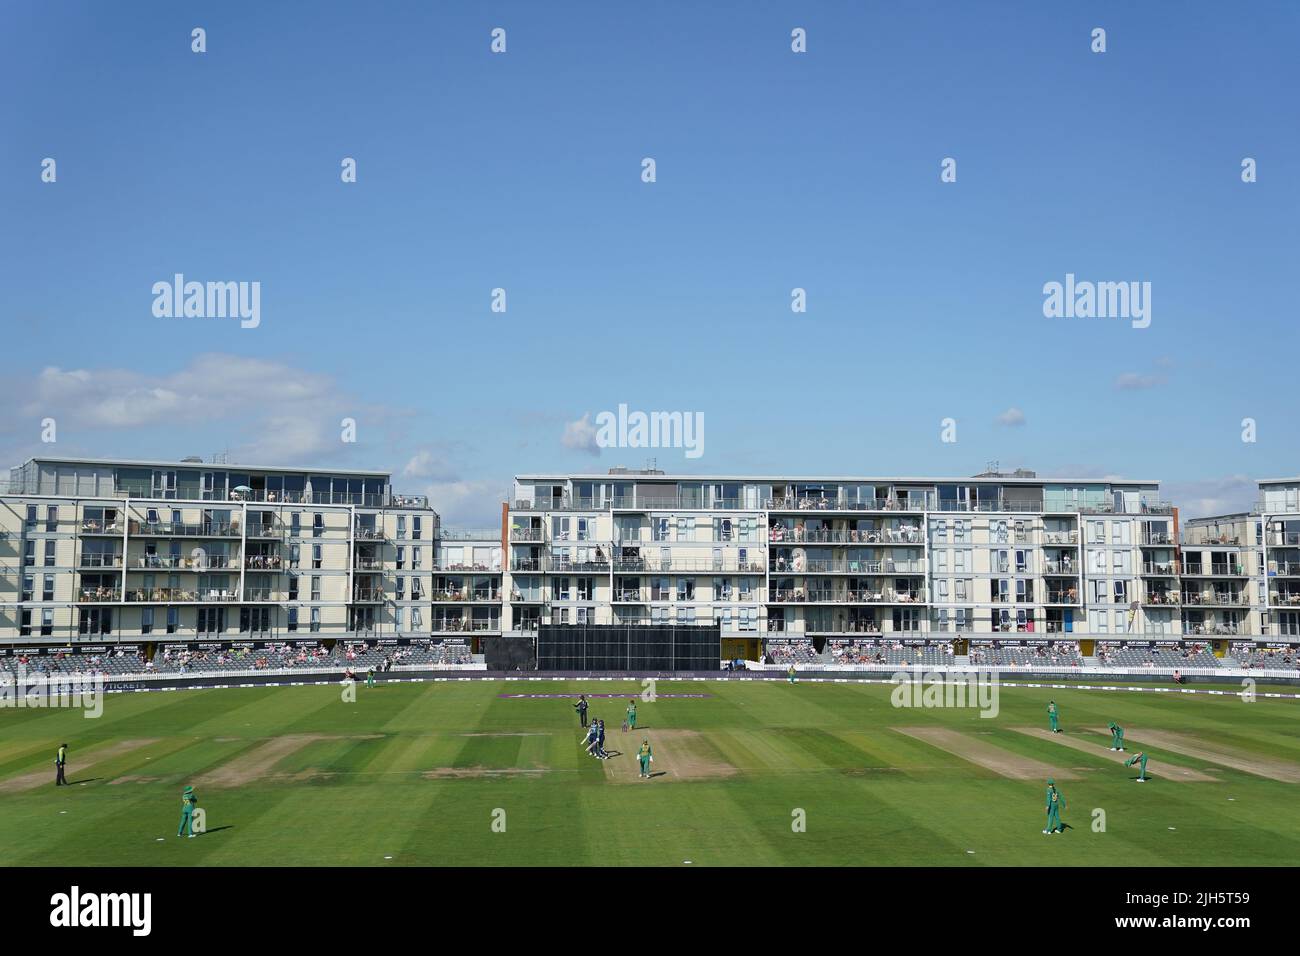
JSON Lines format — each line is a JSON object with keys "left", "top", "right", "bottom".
{"left": 1108, "top": 721, "right": 1126, "bottom": 751}
{"left": 788, "top": 665, "right": 797, "bottom": 684}
{"left": 1047, "top": 701, "right": 1059, "bottom": 733}
{"left": 637, "top": 739, "right": 654, "bottom": 779}
{"left": 626, "top": 699, "right": 637, "bottom": 731}
{"left": 1125, "top": 751, "right": 1149, "bottom": 782}
{"left": 1043, "top": 778, "right": 1066, "bottom": 834}
{"left": 177, "top": 785, "right": 198, "bottom": 838}
{"left": 366, "top": 667, "right": 375, "bottom": 689}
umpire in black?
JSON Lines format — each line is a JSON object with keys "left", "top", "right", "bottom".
{"left": 574, "top": 694, "right": 589, "bottom": 727}
{"left": 55, "top": 743, "right": 68, "bottom": 786}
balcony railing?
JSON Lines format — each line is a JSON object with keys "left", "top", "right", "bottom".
{"left": 124, "top": 587, "right": 238, "bottom": 602}
{"left": 1142, "top": 591, "right": 1180, "bottom": 605}
{"left": 245, "top": 555, "right": 283, "bottom": 570}
{"left": 130, "top": 521, "right": 241, "bottom": 537}
{"left": 351, "top": 590, "right": 385, "bottom": 603}
{"left": 79, "top": 521, "right": 124, "bottom": 534}
{"left": 78, "top": 553, "right": 123, "bottom": 568}
{"left": 431, "top": 591, "right": 502, "bottom": 602}
{"left": 77, "top": 588, "right": 122, "bottom": 602}
{"left": 1042, "top": 532, "right": 1080, "bottom": 546}
{"left": 1183, "top": 532, "right": 1244, "bottom": 547}
{"left": 1141, "top": 562, "right": 1180, "bottom": 575}
{"left": 770, "top": 588, "right": 926, "bottom": 604}
{"left": 1181, "top": 592, "right": 1251, "bottom": 606}
{"left": 1182, "top": 565, "right": 1247, "bottom": 577}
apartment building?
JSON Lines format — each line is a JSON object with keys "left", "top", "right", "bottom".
{"left": 0, "top": 456, "right": 439, "bottom": 642}
{"left": 6, "top": 456, "right": 1298, "bottom": 655}
{"left": 1180, "top": 477, "right": 1300, "bottom": 642}
{"left": 432, "top": 528, "right": 504, "bottom": 637}
{"left": 503, "top": 469, "right": 1179, "bottom": 657}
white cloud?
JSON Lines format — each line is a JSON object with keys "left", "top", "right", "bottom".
{"left": 561, "top": 413, "right": 600, "bottom": 455}
{"left": 2, "top": 352, "right": 400, "bottom": 469}
{"left": 421, "top": 478, "right": 505, "bottom": 527}
{"left": 1162, "top": 475, "right": 1256, "bottom": 519}
{"left": 996, "top": 407, "right": 1026, "bottom": 427}
{"left": 1115, "top": 371, "right": 1167, "bottom": 390}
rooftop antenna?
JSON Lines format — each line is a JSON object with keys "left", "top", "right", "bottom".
{"left": 986, "top": 460, "right": 1000, "bottom": 475}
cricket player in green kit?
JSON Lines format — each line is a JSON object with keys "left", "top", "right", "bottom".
{"left": 1108, "top": 721, "right": 1126, "bottom": 751}
{"left": 1125, "top": 751, "right": 1149, "bottom": 782}
{"left": 626, "top": 699, "right": 637, "bottom": 730}
{"left": 1047, "top": 701, "right": 1059, "bottom": 733}
{"left": 178, "top": 785, "right": 198, "bottom": 838}
{"left": 1043, "top": 778, "right": 1066, "bottom": 834}
{"left": 637, "top": 739, "right": 653, "bottom": 779}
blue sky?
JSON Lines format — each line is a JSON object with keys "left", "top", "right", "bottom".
{"left": 1, "top": 1, "right": 1296, "bottom": 524}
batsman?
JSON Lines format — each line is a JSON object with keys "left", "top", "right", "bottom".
{"left": 1125, "top": 751, "right": 1149, "bottom": 783}
{"left": 1107, "top": 721, "right": 1126, "bottom": 751}
{"left": 637, "top": 738, "right": 654, "bottom": 779}
{"left": 1043, "top": 778, "right": 1066, "bottom": 834}
{"left": 1047, "top": 700, "right": 1060, "bottom": 733}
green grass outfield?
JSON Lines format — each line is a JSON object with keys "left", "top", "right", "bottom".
{"left": 2, "top": 677, "right": 1298, "bottom": 866}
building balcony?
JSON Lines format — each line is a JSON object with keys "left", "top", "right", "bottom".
{"left": 77, "top": 587, "right": 122, "bottom": 602}
{"left": 1182, "top": 566, "right": 1247, "bottom": 577}
{"left": 1270, "top": 562, "right": 1300, "bottom": 577}
{"left": 1042, "top": 561, "right": 1079, "bottom": 575}
{"left": 769, "top": 588, "right": 926, "bottom": 604}
{"left": 1042, "top": 532, "right": 1080, "bottom": 546}
{"left": 351, "top": 589, "right": 385, "bottom": 603}
{"left": 1183, "top": 532, "right": 1245, "bottom": 547}
{"left": 79, "top": 520, "right": 124, "bottom": 535}
{"left": 1141, "top": 562, "right": 1180, "bottom": 576}
{"left": 353, "top": 526, "right": 386, "bottom": 541}
{"left": 130, "top": 521, "right": 241, "bottom": 538}
{"left": 124, "top": 587, "right": 238, "bottom": 602}
{"left": 352, "top": 558, "right": 383, "bottom": 571}
{"left": 77, "top": 553, "right": 123, "bottom": 569}
{"left": 244, "top": 555, "right": 283, "bottom": 570}
{"left": 1181, "top": 592, "right": 1251, "bottom": 607}
{"left": 1269, "top": 592, "right": 1300, "bottom": 608}
{"left": 1044, "top": 590, "right": 1081, "bottom": 605}
{"left": 1142, "top": 591, "right": 1180, "bottom": 606}
{"left": 1140, "top": 532, "right": 1176, "bottom": 546}
{"left": 510, "top": 528, "right": 544, "bottom": 542}
{"left": 431, "top": 591, "right": 502, "bottom": 602}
